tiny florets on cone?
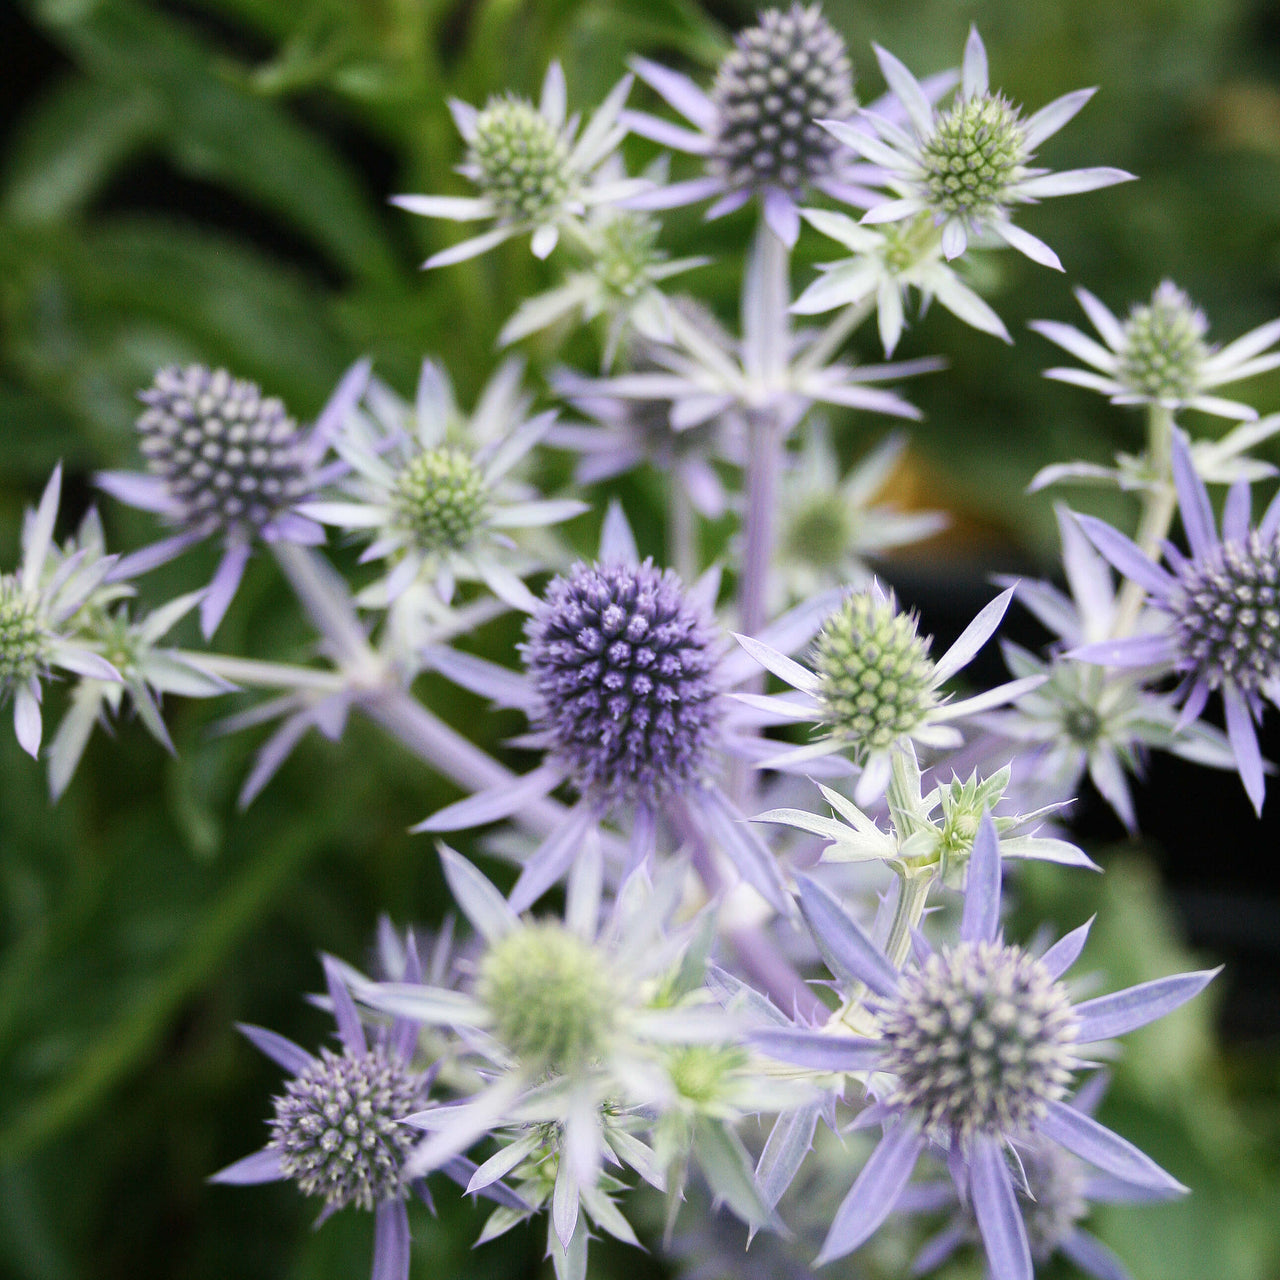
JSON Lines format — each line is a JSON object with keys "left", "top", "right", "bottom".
{"left": 1117, "top": 282, "right": 1210, "bottom": 402}
{"left": 1172, "top": 531, "right": 1280, "bottom": 694}
{"left": 137, "top": 364, "right": 310, "bottom": 535}
{"left": 0, "top": 576, "right": 44, "bottom": 690}
{"left": 478, "top": 921, "right": 617, "bottom": 1071}
{"left": 523, "top": 560, "right": 721, "bottom": 808}
{"left": 920, "top": 92, "right": 1026, "bottom": 223}
{"left": 878, "top": 940, "right": 1079, "bottom": 1142}
{"left": 391, "top": 447, "right": 488, "bottom": 553}
{"left": 709, "top": 4, "right": 856, "bottom": 196}
{"left": 812, "top": 589, "right": 937, "bottom": 754}
{"left": 468, "top": 97, "right": 574, "bottom": 223}
{"left": 269, "top": 1046, "right": 420, "bottom": 1211}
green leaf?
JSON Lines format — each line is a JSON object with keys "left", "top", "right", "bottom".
{"left": 1, "top": 77, "right": 161, "bottom": 225}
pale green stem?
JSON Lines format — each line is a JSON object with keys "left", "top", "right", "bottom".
{"left": 880, "top": 868, "right": 934, "bottom": 971}
{"left": 1111, "top": 403, "right": 1177, "bottom": 640}
{"left": 182, "top": 653, "right": 345, "bottom": 692}
{"left": 667, "top": 476, "right": 698, "bottom": 584}
{"left": 795, "top": 296, "right": 876, "bottom": 376}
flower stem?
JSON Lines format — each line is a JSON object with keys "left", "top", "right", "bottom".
{"left": 1111, "top": 403, "right": 1177, "bottom": 639}
{"left": 738, "top": 220, "right": 792, "bottom": 642}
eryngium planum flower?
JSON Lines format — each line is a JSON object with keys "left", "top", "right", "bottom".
{"left": 825, "top": 27, "right": 1133, "bottom": 268}
{"left": 626, "top": 4, "right": 871, "bottom": 245}
{"left": 1072, "top": 430, "right": 1280, "bottom": 813}
{"left": 735, "top": 580, "right": 1042, "bottom": 804}
{"left": 1031, "top": 281, "right": 1280, "bottom": 420}
{"left": 98, "top": 360, "right": 368, "bottom": 635}
{"left": 523, "top": 558, "right": 721, "bottom": 810}
{"left": 1, "top": 466, "right": 120, "bottom": 757}
{"left": 210, "top": 955, "right": 438, "bottom": 1280}
{"left": 752, "top": 814, "right": 1217, "bottom": 1279}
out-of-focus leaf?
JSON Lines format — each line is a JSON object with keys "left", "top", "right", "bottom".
{"left": 4, "top": 217, "right": 354, "bottom": 439}
{"left": 28, "top": 0, "right": 397, "bottom": 282}
{"left": 1, "top": 77, "right": 161, "bottom": 225}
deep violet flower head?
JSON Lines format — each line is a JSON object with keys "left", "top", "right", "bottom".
{"left": 1071, "top": 430, "right": 1280, "bottom": 814}
{"left": 522, "top": 557, "right": 722, "bottom": 809}
{"left": 751, "top": 814, "right": 1217, "bottom": 1279}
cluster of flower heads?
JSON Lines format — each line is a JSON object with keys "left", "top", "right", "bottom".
{"left": 9, "top": 5, "right": 1280, "bottom": 1280}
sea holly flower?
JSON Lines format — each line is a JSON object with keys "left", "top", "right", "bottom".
{"left": 755, "top": 740, "right": 1097, "bottom": 877}
{"left": 769, "top": 424, "right": 948, "bottom": 606}
{"left": 826, "top": 27, "right": 1133, "bottom": 268}
{"left": 752, "top": 814, "right": 1217, "bottom": 1278}
{"left": 97, "top": 359, "right": 370, "bottom": 636}
{"left": 415, "top": 506, "right": 840, "bottom": 913}
{"left": 979, "top": 503, "right": 1235, "bottom": 830}
{"left": 298, "top": 358, "right": 585, "bottom": 614}
{"left": 1071, "top": 431, "right": 1280, "bottom": 815}
{"left": 734, "top": 580, "right": 1043, "bottom": 804}
{"left": 1031, "top": 281, "right": 1280, "bottom": 420}
{"left": 349, "top": 848, "right": 746, "bottom": 1273}
{"left": 626, "top": 4, "right": 867, "bottom": 246}
{"left": 393, "top": 64, "right": 641, "bottom": 266}
{"left": 903, "top": 1074, "right": 1176, "bottom": 1280}
{"left": 1, "top": 465, "right": 121, "bottom": 757}
{"left": 790, "top": 207, "right": 1012, "bottom": 354}
{"left": 210, "top": 955, "right": 439, "bottom": 1280}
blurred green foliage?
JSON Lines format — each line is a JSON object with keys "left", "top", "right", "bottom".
{"left": 1, "top": 0, "right": 1279, "bottom": 1278}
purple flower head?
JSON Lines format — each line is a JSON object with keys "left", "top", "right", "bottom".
{"left": 271, "top": 1041, "right": 421, "bottom": 1212}
{"left": 523, "top": 558, "right": 722, "bottom": 810}
{"left": 211, "top": 950, "right": 438, "bottom": 1280}
{"left": 136, "top": 366, "right": 312, "bottom": 541}
{"left": 99, "top": 360, "right": 369, "bottom": 636}
{"left": 1072, "top": 430, "right": 1280, "bottom": 814}
{"left": 626, "top": 4, "right": 878, "bottom": 245}
{"left": 708, "top": 6, "right": 856, "bottom": 200}
{"left": 751, "top": 814, "right": 1217, "bottom": 1279}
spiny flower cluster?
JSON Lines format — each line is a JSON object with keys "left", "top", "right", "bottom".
{"left": 137, "top": 364, "right": 311, "bottom": 537}
{"left": 0, "top": 577, "right": 42, "bottom": 688}
{"left": 812, "top": 588, "right": 937, "bottom": 753}
{"left": 523, "top": 559, "right": 721, "bottom": 808}
{"left": 708, "top": 4, "right": 856, "bottom": 198}
{"left": 269, "top": 1044, "right": 420, "bottom": 1211}
{"left": 390, "top": 448, "right": 488, "bottom": 553}
{"left": 467, "top": 96, "right": 574, "bottom": 225}
{"left": 1115, "top": 281, "right": 1210, "bottom": 402}
{"left": 478, "top": 921, "right": 617, "bottom": 1069}
{"left": 878, "top": 939, "right": 1080, "bottom": 1141}
{"left": 1170, "top": 531, "right": 1280, "bottom": 695}
{"left": 919, "top": 91, "right": 1025, "bottom": 226}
